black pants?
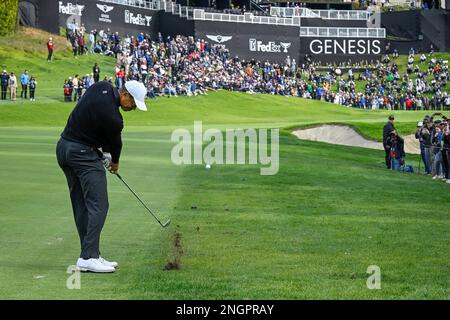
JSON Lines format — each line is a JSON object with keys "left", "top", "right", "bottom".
{"left": 30, "top": 89, "right": 35, "bottom": 99}
{"left": 1, "top": 85, "right": 6, "bottom": 99}
{"left": 56, "top": 138, "right": 108, "bottom": 259}
{"left": 47, "top": 48, "right": 53, "bottom": 61}
{"left": 21, "top": 84, "right": 28, "bottom": 99}
{"left": 383, "top": 144, "right": 391, "bottom": 169}
{"left": 442, "top": 150, "right": 450, "bottom": 179}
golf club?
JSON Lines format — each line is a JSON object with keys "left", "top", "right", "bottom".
{"left": 116, "top": 173, "right": 171, "bottom": 228}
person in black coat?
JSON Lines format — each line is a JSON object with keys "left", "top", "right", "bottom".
{"left": 383, "top": 115, "right": 396, "bottom": 169}
{"left": 0, "top": 70, "right": 9, "bottom": 100}
{"left": 56, "top": 80, "right": 147, "bottom": 273}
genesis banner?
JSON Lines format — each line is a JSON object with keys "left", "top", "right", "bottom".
{"left": 195, "top": 21, "right": 300, "bottom": 65}
{"left": 299, "top": 37, "right": 385, "bottom": 64}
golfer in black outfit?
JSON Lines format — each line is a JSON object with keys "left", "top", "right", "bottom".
{"left": 56, "top": 80, "right": 147, "bottom": 273}
{"left": 383, "top": 115, "right": 396, "bottom": 169}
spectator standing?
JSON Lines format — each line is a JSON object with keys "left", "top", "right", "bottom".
{"left": 72, "top": 75, "right": 79, "bottom": 101}
{"left": 78, "top": 35, "right": 85, "bottom": 56}
{"left": 29, "top": 76, "right": 37, "bottom": 101}
{"left": 422, "top": 120, "right": 434, "bottom": 175}
{"left": 443, "top": 124, "right": 450, "bottom": 183}
{"left": 93, "top": 63, "right": 100, "bottom": 83}
{"left": 1, "top": 70, "right": 9, "bottom": 100}
{"left": 20, "top": 70, "right": 29, "bottom": 99}
{"left": 9, "top": 72, "right": 17, "bottom": 101}
{"left": 89, "top": 31, "right": 95, "bottom": 53}
{"left": 63, "top": 80, "right": 71, "bottom": 102}
{"left": 47, "top": 37, "right": 54, "bottom": 62}
{"left": 383, "top": 115, "right": 396, "bottom": 169}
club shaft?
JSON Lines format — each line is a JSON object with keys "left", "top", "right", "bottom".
{"left": 116, "top": 173, "right": 164, "bottom": 226}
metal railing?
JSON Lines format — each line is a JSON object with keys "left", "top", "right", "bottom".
{"left": 300, "top": 27, "right": 385, "bottom": 38}
{"left": 270, "top": 7, "right": 371, "bottom": 21}
{"left": 193, "top": 9, "right": 301, "bottom": 26}
{"left": 97, "top": 0, "right": 161, "bottom": 10}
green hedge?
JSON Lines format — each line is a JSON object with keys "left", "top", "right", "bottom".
{"left": 0, "top": 0, "right": 19, "bottom": 36}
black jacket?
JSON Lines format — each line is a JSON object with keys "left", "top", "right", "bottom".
{"left": 383, "top": 121, "right": 395, "bottom": 145}
{"left": 61, "top": 81, "right": 123, "bottom": 163}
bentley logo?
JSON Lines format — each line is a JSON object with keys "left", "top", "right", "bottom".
{"left": 280, "top": 42, "right": 291, "bottom": 53}
{"left": 206, "top": 35, "right": 233, "bottom": 44}
{"left": 96, "top": 4, "right": 114, "bottom": 13}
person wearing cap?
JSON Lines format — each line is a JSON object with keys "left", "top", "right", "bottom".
{"left": 383, "top": 115, "right": 396, "bottom": 169}
{"left": 56, "top": 80, "right": 147, "bottom": 273}
{"left": 415, "top": 120, "right": 430, "bottom": 174}
{"left": 0, "top": 70, "right": 9, "bottom": 100}
{"left": 421, "top": 120, "right": 434, "bottom": 175}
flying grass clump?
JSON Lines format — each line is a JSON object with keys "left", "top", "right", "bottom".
{"left": 164, "top": 228, "right": 184, "bottom": 271}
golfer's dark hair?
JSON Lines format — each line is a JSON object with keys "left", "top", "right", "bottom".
{"left": 389, "top": 115, "right": 395, "bottom": 120}
{"left": 118, "top": 86, "right": 129, "bottom": 95}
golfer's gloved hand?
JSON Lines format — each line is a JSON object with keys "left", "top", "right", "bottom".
{"left": 102, "top": 152, "right": 112, "bottom": 169}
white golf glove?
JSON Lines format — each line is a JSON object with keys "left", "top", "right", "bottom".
{"left": 102, "top": 152, "right": 112, "bottom": 169}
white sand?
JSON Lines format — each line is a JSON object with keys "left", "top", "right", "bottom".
{"left": 292, "top": 125, "right": 420, "bottom": 154}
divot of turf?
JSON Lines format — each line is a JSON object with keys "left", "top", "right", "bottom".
{"left": 163, "top": 228, "right": 184, "bottom": 271}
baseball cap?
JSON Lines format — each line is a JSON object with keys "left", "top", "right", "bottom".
{"left": 124, "top": 80, "right": 147, "bottom": 111}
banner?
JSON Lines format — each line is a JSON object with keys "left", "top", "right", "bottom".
{"left": 299, "top": 37, "right": 385, "bottom": 64}
{"left": 36, "top": 0, "right": 159, "bottom": 38}
{"left": 195, "top": 21, "right": 300, "bottom": 65}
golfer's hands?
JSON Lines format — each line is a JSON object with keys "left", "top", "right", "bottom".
{"left": 109, "top": 162, "right": 119, "bottom": 174}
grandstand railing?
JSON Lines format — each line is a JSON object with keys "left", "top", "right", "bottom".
{"left": 192, "top": 9, "right": 301, "bottom": 26}
{"left": 96, "top": 0, "right": 383, "bottom": 31}
{"left": 299, "top": 27, "right": 385, "bottom": 38}
{"left": 98, "top": 0, "right": 161, "bottom": 10}
{"left": 270, "top": 7, "right": 371, "bottom": 21}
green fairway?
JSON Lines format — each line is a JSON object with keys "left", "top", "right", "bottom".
{"left": 0, "top": 30, "right": 449, "bottom": 300}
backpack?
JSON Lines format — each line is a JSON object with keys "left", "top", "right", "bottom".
{"left": 400, "top": 165, "right": 414, "bottom": 173}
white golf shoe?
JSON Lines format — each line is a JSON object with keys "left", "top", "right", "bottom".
{"left": 99, "top": 256, "right": 118, "bottom": 268}
{"left": 76, "top": 258, "right": 115, "bottom": 273}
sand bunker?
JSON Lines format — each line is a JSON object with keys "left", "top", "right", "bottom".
{"left": 292, "top": 125, "right": 420, "bottom": 154}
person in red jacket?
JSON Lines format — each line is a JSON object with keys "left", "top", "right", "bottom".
{"left": 47, "top": 37, "right": 54, "bottom": 62}
{"left": 405, "top": 98, "right": 412, "bottom": 109}
{"left": 114, "top": 67, "right": 125, "bottom": 89}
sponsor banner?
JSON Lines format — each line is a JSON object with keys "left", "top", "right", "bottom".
{"left": 195, "top": 21, "right": 300, "bottom": 64}
{"left": 299, "top": 37, "right": 384, "bottom": 63}
{"left": 58, "top": 1, "right": 85, "bottom": 16}
{"left": 37, "top": 0, "right": 159, "bottom": 39}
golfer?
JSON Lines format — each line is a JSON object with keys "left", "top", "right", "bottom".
{"left": 56, "top": 80, "right": 147, "bottom": 273}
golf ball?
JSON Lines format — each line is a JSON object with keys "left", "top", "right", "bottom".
{"left": 205, "top": 164, "right": 211, "bottom": 169}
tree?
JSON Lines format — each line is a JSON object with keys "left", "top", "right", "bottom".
{"left": 0, "top": 0, "right": 19, "bottom": 36}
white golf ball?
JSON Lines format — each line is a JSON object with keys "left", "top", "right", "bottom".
{"left": 205, "top": 164, "right": 211, "bottom": 169}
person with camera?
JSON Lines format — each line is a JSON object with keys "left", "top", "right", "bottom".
{"left": 431, "top": 121, "right": 444, "bottom": 179}
{"left": 386, "top": 130, "right": 405, "bottom": 171}
{"left": 421, "top": 119, "right": 434, "bottom": 175}
{"left": 442, "top": 122, "right": 450, "bottom": 183}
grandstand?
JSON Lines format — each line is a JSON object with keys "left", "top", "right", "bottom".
{"left": 18, "top": 0, "right": 449, "bottom": 64}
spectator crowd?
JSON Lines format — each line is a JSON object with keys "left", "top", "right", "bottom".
{"left": 62, "top": 26, "right": 449, "bottom": 111}
{"left": 415, "top": 112, "right": 450, "bottom": 183}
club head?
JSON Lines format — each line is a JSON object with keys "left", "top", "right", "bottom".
{"left": 161, "top": 219, "right": 171, "bottom": 228}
